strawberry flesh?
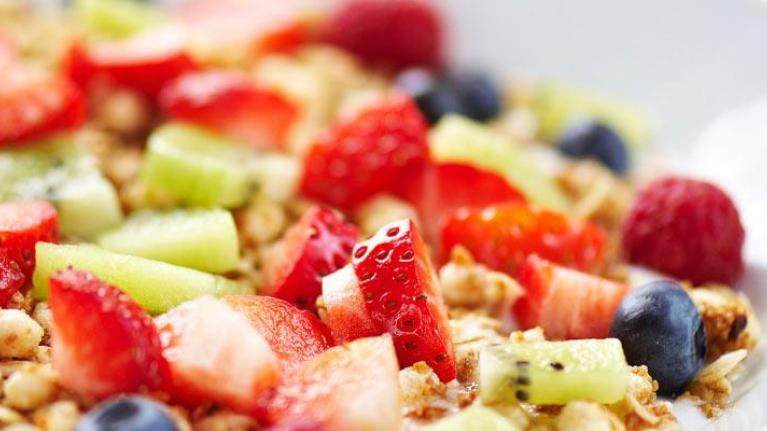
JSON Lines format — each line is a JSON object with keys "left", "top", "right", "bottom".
{"left": 49, "top": 269, "right": 170, "bottom": 399}
{"left": 0, "top": 256, "right": 24, "bottom": 307}
{"left": 0, "top": 200, "right": 58, "bottom": 280}
{"left": 352, "top": 219, "right": 456, "bottom": 382}
{"left": 321, "top": 265, "right": 378, "bottom": 344}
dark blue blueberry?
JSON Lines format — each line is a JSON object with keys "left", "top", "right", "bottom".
{"left": 609, "top": 280, "right": 706, "bottom": 397}
{"left": 77, "top": 396, "right": 177, "bottom": 431}
{"left": 445, "top": 71, "right": 502, "bottom": 122}
{"left": 557, "top": 121, "right": 630, "bottom": 174}
{"left": 395, "top": 68, "right": 464, "bottom": 124}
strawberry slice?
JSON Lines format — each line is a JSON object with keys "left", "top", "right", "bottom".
{"left": 65, "top": 26, "right": 198, "bottom": 99}
{"left": 0, "top": 256, "right": 24, "bottom": 307}
{"left": 440, "top": 203, "right": 607, "bottom": 274}
{"left": 300, "top": 93, "right": 430, "bottom": 211}
{"left": 352, "top": 219, "right": 456, "bottom": 382}
{"left": 263, "top": 206, "right": 358, "bottom": 311}
{"left": 155, "top": 296, "right": 280, "bottom": 412}
{"left": 402, "top": 162, "right": 526, "bottom": 242}
{"left": 513, "top": 255, "right": 630, "bottom": 340}
{"left": 260, "top": 335, "right": 402, "bottom": 430}
{"left": 48, "top": 269, "right": 170, "bottom": 399}
{"left": 159, "top": 70, "right": 298, "bottom": 151}
{"left": 321, "top": 265, "right": 378, "bottom": 344}
{"left": 0, "top": 200, "right": 58, "bottom": 280}
{"left": 224, "top": 295, "right": 333, "bottom": 367}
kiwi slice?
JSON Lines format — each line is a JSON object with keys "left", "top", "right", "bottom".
{"left": 33, "top": 242, "right": 249, "bottom": 314}
{"left": 73, "top": 0, "right": 165, "bottom": 39}
{"left": 479, "top": 339, "right": 630, "bottom": 405}
{"left": 97, "top": 209, "right": 239, "bottom": 274}
{"left": 0, "top": 138, "right": 122, "bottom": 240}
{"left": 423, "top": 405, "right": 519, "bottom": 431}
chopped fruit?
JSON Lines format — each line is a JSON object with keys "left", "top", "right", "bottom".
{"left": 142, "top": 123, "right": 253, "bottom": 208}
{"left": 423, "top": 405, "right": 519, "bottom": 431}
{"left": 430, "top": 116, "right": 569, "bottom": 211}
{"left": 225, "top": 295, "right": 333, "bottom": 366}
{"left": 0, "top": 67, "right": 85, "bottom": 146}
{"left": 48, "top": 269, "right": 170, "bottom": 399}
{"left": 301, "top": 93, "right": 429, "bottom": 211}
{"left": 479, "top": 339, "right": 630, "bottom": 405}
{"left": 98, "top": 209, "right": 239, "bottom": 274}
{"left": 159, "top": 71, "right": 299, "bottom": 151}
{"left": 155, "top": 296, "right": 280, "bottom": 412}
{"left": 321, "top": 265, "right": 378, "bottom": 344}
{"left": 0, "top": 256, "right": 24, "bottom": 307}
{"left": 610, "top": 281, "right": 706, "bottom": 397}
{"left": 33, "top": 243, "right": 248, "bottom": 315}
{"left": 622, "top": 177, "right": 745, "bottom": 285}
{"left": 248, "top": 154, "right": 301, "bottom": 203}
{"left": 440, "top": 204, "right": 606, "bottom": 274}
{"left": 73, "top": 0, "right": 165, "bottom": 39}
{"left": 260, "top": 335, "right": 402, "bottom": 430}
{"left": 0, "top": 139, "right": 123, "bottom": 239}
{"left": 512, "top": 256, "right": 629, "bottom": 340}
{"left": 558, "top": 121, "right": 630, "bottom": 174}
{"left": 324, "top": 0, "right": 444, "bottom": 70}
{"left": 352, "top": 219, "right": 456, "bottom": 382}
{"left": 402, "top": 163, "right": 526, "bottom": 242}
{"left": 0, "top": 200, "right": 58, "bottom": 280}
{"left": 263, "top": 206, "right": 358, "bottom": 310}
{"left": 77, "top": 396, "right": 177, "bottom": 431}
{"left": 65, "top": 26, "right": 198, "bottom": 99}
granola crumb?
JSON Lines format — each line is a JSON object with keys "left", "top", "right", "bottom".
{"left": 3, "top": 364, "right": 58, "bottom": 411}
{"left": 191, "top": 411, "right": 260, "bottom": 431}
{"left": 32, "top": 400, "right": 80, "bottom": 431}
{"left": 557, "top": 401, "right": 624, "bottom": 431}
{"left": 680, "top": 349, "right": 748, "bottom": 418}
{"left": 0, "top": 310, "right": 44, "bottom": 360}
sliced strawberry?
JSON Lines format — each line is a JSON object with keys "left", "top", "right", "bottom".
{"left": 0, "top": 200, "right": 58, "bottom": 280}
{"left": 65, "top": 26, "right": 198, "bottom": 99}
{"left": 159, "top": 70, "right": 298, "bottom": 150}
{"left": 0, "top": 256, "right": 24, "bottom": 307}
{"left": 300, "top": 93, "right": 430, "bottom": 211}
{"left": 440, "top": 203, "right": 607, "bottom": 274}
{"left": 49, "top": 269, "right": 170, "bottom": 399}
{"left": 263, "top": 206, "right": 358, "bottom": 311}
{"left": 155, "top": 296, "right": 280, "bottom": 412}
{"left": 402, "top": 162, "right": 526, "bottom": 242}
{"left": 352, "top": 219, "right": 456, "bottom": 382}
{"left": 224, "top": 295, "right": 333, "bottom": 367}
{"left": 512, "top": 255, "right": 630, "bottom": 340}
{"left": 321, "top": 265, "right": 378, "bottom": 344}
{"left": 260, "top": 335, "right": 402, "bottom": 430}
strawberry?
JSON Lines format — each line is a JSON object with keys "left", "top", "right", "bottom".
{"left": 0, "top": 256, "right": 24, "bottom": 307}
{"left": 224, "top": 295, "right": 333, "bottom": 367}
{"left": 324, "top": 0, "right": 444, "bottom": 70}
{"left": 512, "top": 255, "right": 629, "bottom": 340}
{"left": 65, "top": 26, "right": 198, "bottom": 99}
{"left": 263, "top": 206, "right": 358, "bottom": 311}
{"left": 440, "top": 203, "right": 607, "bottom": 274}
{"left": 622, "top": 177, "right": 745, "bottom": 285}
{"left": 402, "top": 162, "right": 526, "bottom": 242}
{"left": 260, "top": 335, "right": 402, "bottom": 430}
{"left": 352, "top": 219, "right": 456, "bottom": 382}
{"left": 48, "top": 269, "right": 170, "bottom": 399}
{"left": 159, "top": 70, "right": 298, "bottom": 151}
{"left": 155, "top": 296, "right": 280, "bottom": 412}
{"left": 300, "top": 93, "right": 430, "bottom": 211}
{"left": 0, "top": 200, "right": 58, "bottom": 281}
{"left": 321, "top": 265, "right": 378, "bottom": 344}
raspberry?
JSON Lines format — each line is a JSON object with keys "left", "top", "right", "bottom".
{"left": 622, "top": 177, "right": 745, "bottom": 285}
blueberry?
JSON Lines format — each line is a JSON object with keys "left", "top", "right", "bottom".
{"left": 77, "top": 396, "right": 177, "bottom": 431}
{"left": 609, "top": 280, "right": 706, "bottom": 397}
{"left": 445, "top": 71, "right": 502, "bottom": 122}
{"left": 557, "top": 121, "right": 630, "bottom": 173}
{"left": 395, "top": 68, "right": 464, "bottom": 124}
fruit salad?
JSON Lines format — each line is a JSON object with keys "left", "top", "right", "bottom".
{"left": 0, "top": 1, "right": 761, "bottom": 430}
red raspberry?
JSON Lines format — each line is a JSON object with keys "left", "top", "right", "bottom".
{"left": 622, "top": 177, "right": 745, "bottom": 285}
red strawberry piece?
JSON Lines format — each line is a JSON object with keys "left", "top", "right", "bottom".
{"left": 65, "top": 26, "right": 198, "bottom": 99}
{"left": 440, "top": 203, "right": 607, "bottom": 274}
{"left": 260, "top": 335, "right": 402, "bottom": 430}
{"left": 48, "top": 269, "right": 170, "bottom": 399}
{"left": 263, "top": 206, "right": 358, "bottom": 311}
{"left": 155, "top": 296, "right": 280, "bottom": 412}
{"left": 301, "top": 93, "right": 430, "bottom": 210}
{"left": 321, "top": 265, "right": 378, "bottom": 344}
{"left": 265, "top": 418, "right": 328, "bottom": 431}
{"left": 224, "top": 295, "right": 333, "bottom": 367}
{"left": 402, "top": 162, "right": 526, "bottom": 242}
{"left": 159, "top": 70, "right": 298, "bottom": 151}
{"left": 512, "top": 255, "right": 630, "bottom": 340}
{"left": 0, "top": 256, "right": 24, "bottom": 307}
{"left": 324, "top": 0, "right": 444, "bottom": 70}
{"left": 352, "top": 219, "right": 456, "bottom": 382}
{"left": 622, "top": 177, "right": 745, "bottom": 285}
{"left": 0, "top": 200, "right": 58, "bottom": 280}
